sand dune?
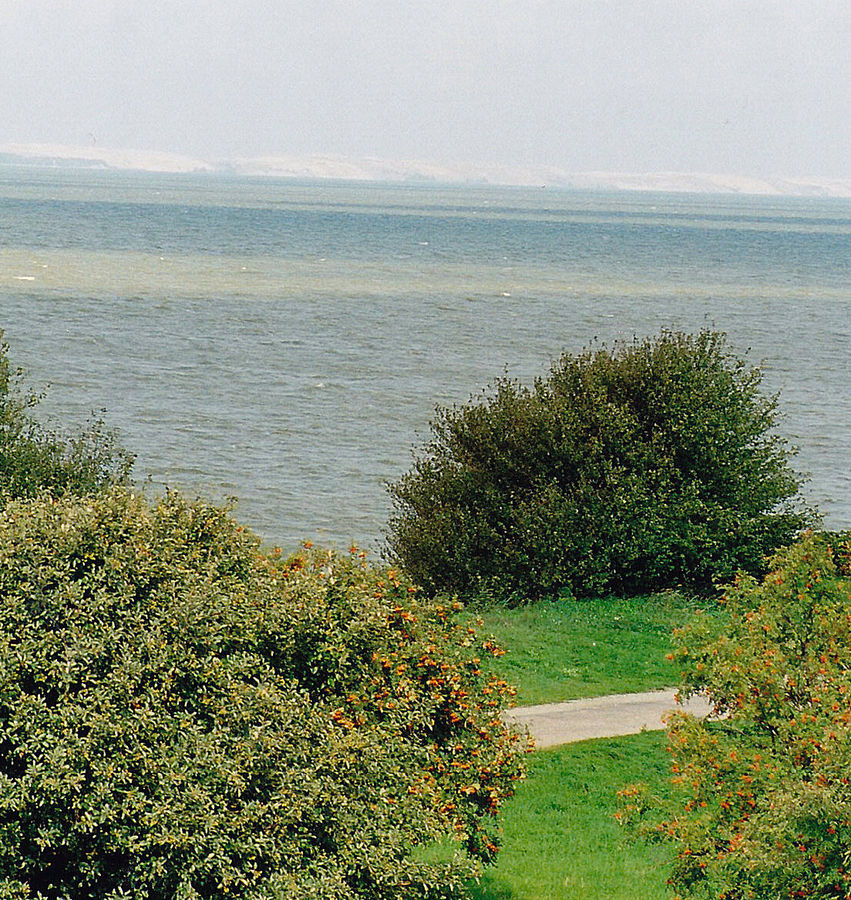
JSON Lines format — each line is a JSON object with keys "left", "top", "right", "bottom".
{"left": 3, "top": 142, "right": 850, "bottom": 197}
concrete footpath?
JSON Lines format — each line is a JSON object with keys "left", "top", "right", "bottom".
{"left": 504, "top": 689, "right": 714, "bottom": 748}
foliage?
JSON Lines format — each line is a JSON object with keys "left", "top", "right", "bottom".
{"left": 630, "top": 534, "right": 851, "bottom": 899}
{"left": 0, "top": 489, "right": 527, "bottom": 900}
{"left": 0, "top": 333, "right": 133, "bottom": 498}
{"left": 814, "top": 529, "right": 851, "bottom": 575}
{"left": 386, "top": 329, "right": 814, "bottom": 603}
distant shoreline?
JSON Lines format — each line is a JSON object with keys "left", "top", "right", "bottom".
{"left": 2, "top": 142, "right": 850, "bottom": 199}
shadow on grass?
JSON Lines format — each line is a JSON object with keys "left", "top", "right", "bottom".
{"left": 467, "top": 874, "right": 516, "bottom": 899}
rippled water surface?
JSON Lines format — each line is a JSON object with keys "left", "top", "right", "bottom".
{"left": 2, "top": 167, "right": 849, "bottom": 550}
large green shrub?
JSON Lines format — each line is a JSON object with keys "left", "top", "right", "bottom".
{"left": 387, "top": 329, "right": 814, "bottom": 602}
{"left": 0, "top": 489, "right": 526, "bottom": 899}
{"left": 634, "top": 535, "right": 851, "bottom": 899}
{"left": 0, "top": 334, "right": 132, "bottom": 498}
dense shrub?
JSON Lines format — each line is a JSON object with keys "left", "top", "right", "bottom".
{"left": 387, "top": 329, "right": 814, "bottom": 602}
{"left": 0, "top": 489, "right": 526, "bottom": 899}
{"left": 0, "top": 334, "right": 132, "bottom": 498}
{"left": 625, "top": 535, "right": 851, "bottom": 899}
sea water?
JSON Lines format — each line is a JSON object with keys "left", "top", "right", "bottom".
{"left": 1, "top": 166, "right": 849, "bottom": 552}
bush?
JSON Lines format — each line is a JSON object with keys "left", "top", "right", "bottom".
{"left": 646, "top": 534, "right": 851, "bottom": 898}
{"left": 0, "top": 489, "right": 527, "bottom": 899}
{"left": 387, "top": 329, "right": 814, "bottom": 602}
{"left": 0, "top": 334, "right": 132, "bottom": 498}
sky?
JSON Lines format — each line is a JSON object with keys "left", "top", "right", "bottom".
{"left": 1, "top": 0, "right": 849, "bottom": 179}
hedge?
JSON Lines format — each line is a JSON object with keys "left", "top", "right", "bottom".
{"left": 0, "top": 489, "right": 527, "bottom": 899}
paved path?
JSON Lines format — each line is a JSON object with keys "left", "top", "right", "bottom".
{"left": 504, "top": 688, "right": 714, "bottom": 748}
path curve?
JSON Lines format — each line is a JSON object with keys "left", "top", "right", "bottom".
{"left": 504, "top": 689, "right": 714, "bottom": 748}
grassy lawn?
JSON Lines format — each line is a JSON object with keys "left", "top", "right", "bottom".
{"left": 468, "top": 731, "right": 675, "bottom": 900}
{"left": 447, "top": 593, "right": 719, "bottom": 898}
{"left": 466, "top": 592, "right": 711, "bottom": 706}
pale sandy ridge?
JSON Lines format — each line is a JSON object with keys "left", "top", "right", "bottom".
{"left": 3, "top": 143, "right": 851, "bottom": 197}
{"left": 504, "top": 689, "right": 714, "bottom": 748}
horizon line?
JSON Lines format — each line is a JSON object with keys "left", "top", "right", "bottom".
{"left": 2, "top": 142, "right": 851, "bottom": 198}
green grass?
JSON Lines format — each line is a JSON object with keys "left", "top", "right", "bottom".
{"left": 467, "top": 592, "right": 710, "bottom": 705}
{"left": 443, "top": 592, "right": 716, "bottom": 898}
{"left": 468, "top": 731, "right": 676, "bottom": 900}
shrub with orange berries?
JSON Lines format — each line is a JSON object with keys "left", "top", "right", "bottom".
{"left": 0, "top": 489, "right": 528, "bottom": 899}
{"left": 627, "top": 534, "right": 851, "bottom": 899}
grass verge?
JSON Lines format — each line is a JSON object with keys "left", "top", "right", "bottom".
{"left": 469, "top": 731, "right": 675, "bottom": 900}
{"left": 467, "top": 592, "right": 711, "bottom": 705}
{"left": 444, "top": 592, "right": 716, "bottom": 897}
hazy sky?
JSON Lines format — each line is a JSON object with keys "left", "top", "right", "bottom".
{"left": 2, "top": 0, "right": 849, "bottom": 178}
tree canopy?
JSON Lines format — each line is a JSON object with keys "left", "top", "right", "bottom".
{"left": 387, "top": 329, "right": 814, "bottom": 602}
{"left": 0, "top": 334, "right": 133, "bottom": 498}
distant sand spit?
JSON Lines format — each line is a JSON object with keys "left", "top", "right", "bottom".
{"left": 2, "top": 142, "right": 851, "bottom": 197}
